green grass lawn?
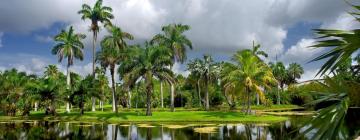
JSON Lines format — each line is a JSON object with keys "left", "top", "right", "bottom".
{"left": 0, "top": 111, "right": 288, "bottom": 124}
{"left": 0, "top": 105, "right": 300, "bottom": 123}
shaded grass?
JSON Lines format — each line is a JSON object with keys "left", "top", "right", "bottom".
{"left": 0, "top": 111, "right": 287, "bottom": 124}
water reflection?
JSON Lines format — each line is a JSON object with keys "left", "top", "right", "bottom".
{"left": 0, "top": 118, "right": 310, "bottom": 140}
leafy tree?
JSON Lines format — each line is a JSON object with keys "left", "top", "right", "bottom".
{"left": 151, "top": 24, "right": 192, "bottom": 112}
{"left": 70, "top": 75, "right": 95, "bottom": 115}
{"left": 119, "top": 44, "right": 174, "bottom": 116}
{"left": 52, "top": 26, "right": 85, "bottom": 112}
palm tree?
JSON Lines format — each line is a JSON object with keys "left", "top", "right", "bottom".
{"left": 119, "top": 44, "right": 174, "bottom": 116}
{"left": 309, "top": 3, "right": 360, "bottom": 76}
{"left": 95, "top": 67, "right": 109, "bottom": 111}
{"left": 96, "top": 46, "right": 122, "bottom": 113}
{"left": 97, "top": 25, "right": 133, "bottom": 113}
{"left": 302, "top": 3, "right": 360, "bottom": 139}
{"left": 187, "top": 59, "right": 203, "bottom": 107}
{"left": 286, "top": 63, "right": 304, "bottom": 84}
{"left": 251, "top": 41, "right": 268, "bottom": 58}
{"left": 78, "top": 0, "right": 114, "bottom": 111}
{"left": 187, "top": 55, "right": 220, "bottom": 110}
{"left": 269, "top": 62, "right": 287, "bottom": 105}
{"left": 222, "top": 50, "right": 276, "bottom": 114}
{"left": 151, "top": 24, "right": 192, "bottom": 112}
{"left": 251, "top": 41, "right": 268, "bottom": 105}
{"left": 44, "top": 65, "right": 60, "bottom": 78}
{"left": 0, "top": 69, "right": 30, "bottom": 116}
{"left": 102, "top": 25, "right": 134, "bottom": 108}
{"left": 52, "top": 26, "right": 85, "bottom": 113}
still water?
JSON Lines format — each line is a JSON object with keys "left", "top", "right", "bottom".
{"left": 0, "top": 117, "right": 313, "bottom": 140}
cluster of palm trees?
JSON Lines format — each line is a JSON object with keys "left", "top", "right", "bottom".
{"left": 0, "top": 0, "right": 309, "bottom": 117}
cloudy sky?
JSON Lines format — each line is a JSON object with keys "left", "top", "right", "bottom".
{"left": 0, "top": 0, "right": 359, "bottom": 81}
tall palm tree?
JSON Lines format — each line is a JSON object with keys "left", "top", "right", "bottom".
{"left": 78, "top": 0, "right": 114, "bottom": 111}
{"left": 119, "top": 44, "right": 174, "bottom": 116}
{"left": 187, "top": 55, "right": 220, "bottom": 110}
{"left": 151, "top": 24, "right": 192, "bottom": 112}
{"left": 102, "top": 25, "right": 134, "bottom": 108}
{"left": 269, "top": 62, "right": 287, "bottom": 105}
{"left": 187, "top": 59, "right": 204, "bottom": 107}
{"left": 52, "top": 26, "right": 85, "bottom": 113}
{"left": 97, "top": 25, "right": 133, "bottom": 113}
{"left": 96, "top": 46, "right": 122, "bottom": 113}
{"left": 286, "top": 63, "right": 304, "bottom": 84}
{"left": 222, "top": 50, "right": 276, "bottom": 114}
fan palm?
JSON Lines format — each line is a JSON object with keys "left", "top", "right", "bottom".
{"left": 310, "top": 4, "right": 360, "bottom": 76}
{"left": 0, "top": 69, "right": 30, "bottom": 116}
{"left": 151, "top": 23, "right": 192, "bottom": 112}
{"left": 52, "top": 26, "right": 85, "bottom": 113}
{"left": 119, "top": 44, "right": 174, "bottom": 116}
{"left": 299, "top": 76, "right": 360, "bottom": 140}
{"left": 222, "top": 50, "right": 276, "bottom": 114}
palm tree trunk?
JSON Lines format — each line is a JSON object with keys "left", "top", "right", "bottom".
{"left": 205, "top": 79, "right": 209, "bottom": 111}
{"left": 145, "top": 72, "right": 153, "bottom": 116}
{"left": 277, "top": 85, "right": 282, "bottom": 105}
{"left": 256, "top": 93, "right": 260, "bottom": 105}
{"left": 170, "top": 82, "right": 175, "bottom": 112}
{"left": 66, "top": 63, "right": 71, "bottom": 113}
{"left": 91, "top": 31, "right": 97, "bottom": 112}
{"left": 247, "top": 88, "right": 251, "bottom": 114}
{"left": 160, "top": 81, "right": 164, "bottom": 108}
{"left": 110, "top": 65, "right": 118, "bottom": 113}
{"left": 128, "top": 90, "right": 132, "bottom": 108}
{"left": 197, "top": 80, "right": 202, "bottom": 107}
{"left": 34, "top": 102, "right": 38, "bottom": 111}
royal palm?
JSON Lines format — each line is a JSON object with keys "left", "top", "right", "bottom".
{"left": 119, "top": 44, "right": 174, "bottom": 116}
{"left": 151, "top": 24, "right": 192, "bottom": 112}
{"left": 78, "top": 0, "right": 113, "bottom": 111}
{"left": 97, "top": 25, "right": 133, "bottom": 113}
{"left": 52, "top": 26, "right": 85, "bottom": 113}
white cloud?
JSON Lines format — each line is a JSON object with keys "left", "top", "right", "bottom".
{"left": 172, "top": 63, "right": 190, "bottom": 77}
{"left": 35, "top": 35, "right": 53, "bottom": 43}
{"left": 0, "top": 0, "right": 358, "bottom": 82}
{"left": 280, "top": 38, "right": 320, "bottom": 65}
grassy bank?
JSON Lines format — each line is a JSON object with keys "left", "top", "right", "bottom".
{"left": 0, "top": 111, "right": 288, "bottom": 124}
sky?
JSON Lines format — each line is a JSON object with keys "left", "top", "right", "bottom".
{"left": 0, "top": 0, "right": 359, "bottom": 82}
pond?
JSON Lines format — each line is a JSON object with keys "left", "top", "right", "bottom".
{"left": 0, "top": 117, "right": 339, "bottom": 140}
